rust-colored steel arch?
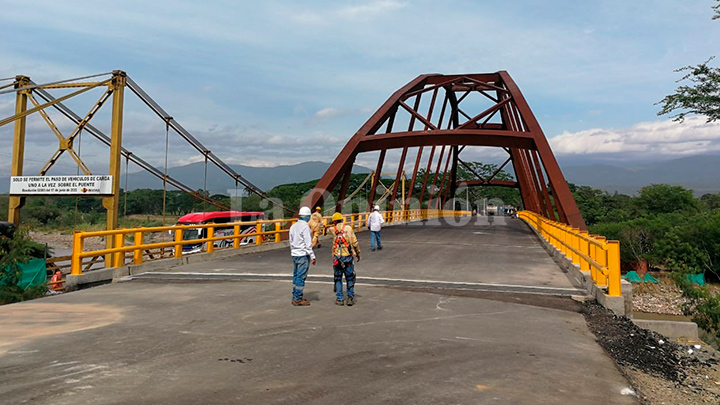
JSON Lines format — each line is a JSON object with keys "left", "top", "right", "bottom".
{"left": 302, "top": 71, "right": 586, "bottom": 229}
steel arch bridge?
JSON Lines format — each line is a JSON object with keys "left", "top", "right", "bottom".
{"left": 301, "top": 71, "right": 586, "bottom": 230}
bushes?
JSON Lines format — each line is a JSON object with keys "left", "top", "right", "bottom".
{"left": 0, "top": 229, "right": 48, "bottom": 305}
{"left": 577, "top": 185, "right": 720, "bottom": 340}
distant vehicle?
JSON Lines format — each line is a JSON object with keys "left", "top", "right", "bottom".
{"left": 176, "top": 211, "right": 265, "bottom": 254}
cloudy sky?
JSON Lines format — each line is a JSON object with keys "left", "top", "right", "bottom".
{"left": 1, "top": 0, "right": 720, "bottom": 177}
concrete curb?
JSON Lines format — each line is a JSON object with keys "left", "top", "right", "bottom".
{"left": 66, "top": 217, "right": 434, "bottom": 289}
{"left": 519, "top": 218, "right": 632, "bottom": 317}
{"left": 631, "top": 319, "right": 699, "bottom": 340}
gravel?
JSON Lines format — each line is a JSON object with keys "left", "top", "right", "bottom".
{"left": 582, "top": 302, "right": 720, "bottom": 404}
{"left": 633, "top": 281, "right": 689, "bottom": 316}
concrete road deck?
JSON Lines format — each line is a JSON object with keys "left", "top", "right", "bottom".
{"left": 0, "top": 217, "right": 637, "bottom": 404}
{"left": 143, "top": 216, "right": 584, "bottom": 294}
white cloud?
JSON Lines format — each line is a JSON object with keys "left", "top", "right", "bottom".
{"left": 550, "top": 116, "right": 720, "bottom": 156}
{"left": 314, "top": 107, "right": 342, "bottom": 119}
{"left": 337, "top": 0, "right": 408, "bottom": 19}
{"left": 311, "top": 107, "right": 375, "bottom": 122}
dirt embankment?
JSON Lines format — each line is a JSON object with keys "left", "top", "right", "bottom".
{"left": 582, "top": 302, "right": 720, "bottom": 404}
{"left": 29, "top": 231, "right": 106, "bottom": 256}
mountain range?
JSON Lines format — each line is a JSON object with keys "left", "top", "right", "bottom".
{"left": 1, "top": 155, "right": 718, "bottom": 196}
{"left": 560, "top": 154, "right": 720, "bottom": 196}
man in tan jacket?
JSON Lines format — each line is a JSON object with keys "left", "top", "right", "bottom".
{"left": 308, "top": 206, "right": 324, "bottom": 248}
{"left": 330, "top": 212, "right": 361, "bottom": 306}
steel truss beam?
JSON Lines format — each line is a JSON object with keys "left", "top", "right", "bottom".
{"left": 301, "top": 72, "right": 586, "bottom": 229}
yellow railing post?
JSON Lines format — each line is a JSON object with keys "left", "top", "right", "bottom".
{"left": 233, "top": 225, "right": 240, "bottom": 249}
{"left": 207, "top": 226, "right": 215, "bottom": 253}
{"left": 607, "top": 241, "right": 621, "bottom": 296}
{"left": 596, "top": 237, "right": 608, "bottom": 286}
{"left": 589, "top": 237, "right": 597, "bottom": 281}
{"left": 113, "top": 233, "right": 124, "bottom": 267}
{"left": 256, "top": 221, "right": 263, "bottom": 245}
{"left": 579, "top": 231, "right": 590, "bottom": 271}
{"left": 133, "top": 229, "right": 143, "bottom": 265}
{"left": 570, "top": 228, "right": 580, "bottom": 265}
{"left": 275, "top": 221, "right": 281, "bottom": 242}
{"left": 71, "top": 231, "right": 83, "bottom": 276}
{"left": 174, "top": 228, "right": 183, "bottom": 258}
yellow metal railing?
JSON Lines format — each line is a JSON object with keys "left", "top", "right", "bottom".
{"left": 518, "top": 210, "right": 621, "bottom": 297}
{"left": 70, "top": 209, "right": 470, "bottom": 276}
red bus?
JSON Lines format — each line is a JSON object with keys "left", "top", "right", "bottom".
{"left": 176, "top": 211, "right": 265, "bottom": 254}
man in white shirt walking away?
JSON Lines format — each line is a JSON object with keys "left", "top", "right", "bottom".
{"left": 368, "top": 205, "right": 385, "bottom": 252}
{"left": 289, "top": 206, "right": 316, "bottom": 306}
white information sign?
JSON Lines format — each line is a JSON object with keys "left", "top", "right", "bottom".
{"left": 9, "top": 175, "right": 114, "bottom": 196}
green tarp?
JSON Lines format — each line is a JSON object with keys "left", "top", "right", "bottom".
{"left": 643, "top": 273, "right": 659, "bottom": 283}
{"left": 1, "top": 258, "right": 47, "bottom": 290}
{"left": 685, "top": 273, "right": 706, "bottom": 286}
{"left": 622, "top": 271, "right": 705, "bottom": 285}
{"left": 622, "top": 271, "right": 642, "bottom": 283}
{"left": 622, "top": 271, "right": 659, "bottom": 284}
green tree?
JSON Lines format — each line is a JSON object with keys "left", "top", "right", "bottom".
{"left": 636, "top": 184, "right": 697, "bottom": 216}
{"left": 700, "top": 192, "right": 720, "bottom": 210}
{"left": 658, "top": 2, "right": 720, "bottom": 122}
{"left": 0, "top": 229, "right": 48, "bottom": 305}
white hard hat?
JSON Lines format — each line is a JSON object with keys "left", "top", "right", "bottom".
{"left": 373, "top": 205, "right": 380, "bottom": 211}
{"left": 299, "top": 206, "right": 312, "bottom": 216}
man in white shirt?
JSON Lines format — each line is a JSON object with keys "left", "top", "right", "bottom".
{"left": 368, "top": 204, "right": 385, "bottom": 252}
{"left": 289, "top": 206, "right": 316, "bottom": 306}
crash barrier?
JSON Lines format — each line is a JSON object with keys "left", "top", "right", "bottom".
{"left": 518, "top": 210, "right": 621, "bottom": 296}
{"left": 70, "top": 209, "right": 470, "bottom": 276}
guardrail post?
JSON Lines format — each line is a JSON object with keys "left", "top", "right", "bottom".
{"left": 589, "top": 236, "right": 597, "bottom": 281}
{"left": 174, "top": 228, "right": 183, "bottom": 258}
{"left": 71, "top": 231, "right": 83, "bottom": 276}
{"left": 596, "top": 237, "right": 608, "bottom": 286}
{"left": 113, "top": 233, "right": 124, "bottom": 268}
{"left": 537, "top": 216, "right": 543, "bottom": 237}
{"left": 571, "top": 228, "right": 580, "bottom": 265}
{"left": 565, "top": 226, "right": 573, "bottom": 258}
{"left": 133, "top": 229, "right": 143, "bottom": 265}
{"left": 207, "top": 226, "right": 215, "bottom": 253}
{"left": 607, "top": 241, "right": 621, "bottom": 296}
{"left": 275, "top": 222, "right": 281, "bottom": 243}
{"left": 233, "top": 225, "right": 240, "bottom": 249}
{"left": 579, "top": 231, "right": 590, "bottom": 271}
{"left": 255, "top": 221, "right": 263, "bottom": 245}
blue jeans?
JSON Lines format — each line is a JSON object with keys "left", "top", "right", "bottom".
{"left": 333, "top": 255, "right": 355, "bottom": 300}
{"left": 370, "top": 230, "right": 382, "bottom": 250}
{"left": 292, "top": 255, "right": 310, "bottom": 301}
